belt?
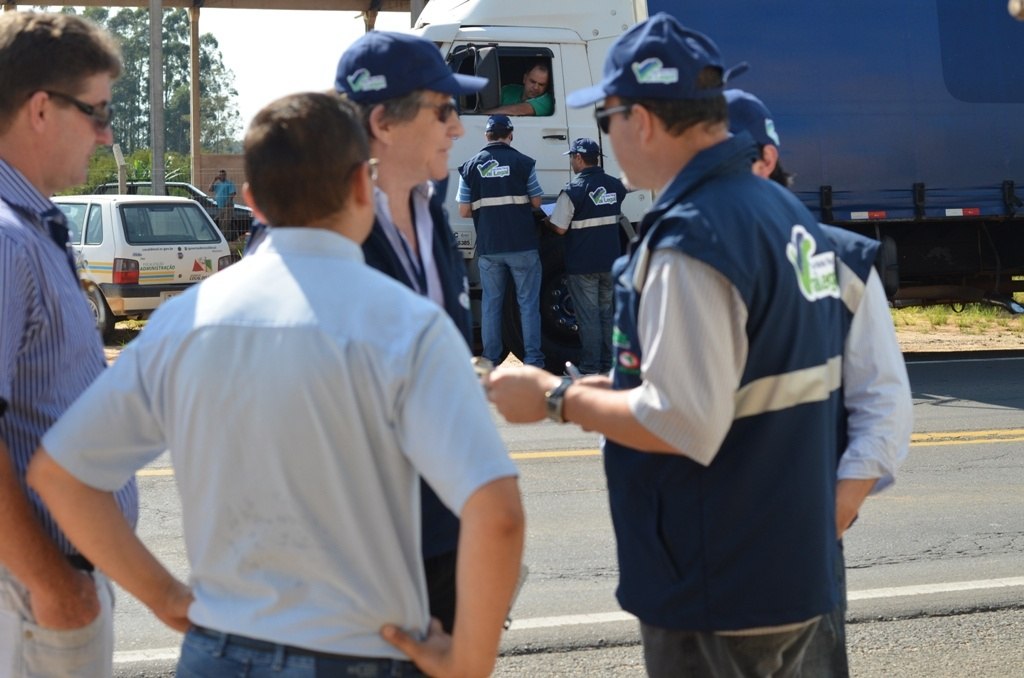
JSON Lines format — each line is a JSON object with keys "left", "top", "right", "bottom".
{"left": 191, "top": 625, "right": 402, "bottom": 664}
{"left": 67, "top": 554, "right": 94, "bottom": 572}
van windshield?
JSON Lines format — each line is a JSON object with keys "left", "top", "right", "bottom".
{"left": 120, "top": 203, "right": 222, "bottom": 245}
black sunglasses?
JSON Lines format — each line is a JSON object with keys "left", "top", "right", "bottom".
{"left": 420, "top": 98, "right": 459, "bottom": 124}
{"left": 45, "top": 90, "right": 114, "bottom": 130}
{"left": 595, "top": 104, "right": 633, "bottom": 135}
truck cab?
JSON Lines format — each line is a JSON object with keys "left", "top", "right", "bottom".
{"left": 413, "top": 0, "right": 649, "bottom": 366}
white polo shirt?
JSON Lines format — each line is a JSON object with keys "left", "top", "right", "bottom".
{"left": 43, "top": 227, "right": 517, "bottom": 658}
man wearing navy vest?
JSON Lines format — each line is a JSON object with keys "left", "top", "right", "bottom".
{"left": 487, "top": 14, "right": 849, "bottom": 676}
{"left": 727, "top": 87, "right": 912, "bottom": 677}
{"left": 457, "top": 115, "right": 545, "bottom": 367}
{"left": 549, "top": 138, "right": 627, "bottom": 374}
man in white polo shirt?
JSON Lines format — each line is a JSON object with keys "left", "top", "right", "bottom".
{"left": 28, "top": 91, "right": 524, "bottom": 678}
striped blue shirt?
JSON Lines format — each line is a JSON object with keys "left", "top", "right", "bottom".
{"left": 0, "top": 159, "right": 138, "bottom": 555}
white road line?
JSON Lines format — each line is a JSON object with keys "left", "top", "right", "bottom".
{"left": 113, "top": 647, "right": 181, "bottom": 664}
{"left": 510, "top": 610, "right": 636, "bottom": 630}
{"left": 112, "top": 576, "right": 1024, "bottom": 665}
{"left": 906, "top": 355, "right": 1024, "bottom": 365}
{"left": 847, "top": 576, "right": 1024, "bottom": 601}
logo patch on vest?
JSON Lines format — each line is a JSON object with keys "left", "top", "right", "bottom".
{"left": 589, "top": 187, "right": 618, "bottom": 206}
{"left": 346, "top": 68, "right": 387, "bottom": 93}
{"left": 476, "top": 159, "right": 511, "bottom": 178}
{"left": 631, "top": 58, "right": 679, "bottom": 85}
{"left": 786, "top": 225, "right": 839, "bottom": 301}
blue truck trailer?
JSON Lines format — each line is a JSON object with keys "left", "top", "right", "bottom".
{"left": 648, "top": 0, "right": 1024, "bottom": 310}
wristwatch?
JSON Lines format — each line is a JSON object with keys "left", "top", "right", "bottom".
{"left": 545, "top": 376, "right": 574, "bottom": 423}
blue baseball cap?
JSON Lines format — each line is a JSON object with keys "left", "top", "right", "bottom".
{"left": 335, "top": 31, "right": 488, "bottom": 105}
{"left": 566, "top": 13, "right": 747, "bottom": 108}
{"left": 563, "top": 137, "right": 602, "bottom": 156}
{"left": 725, "top": 89, "right": 781, "bottom": 148}
{"left": 485, "top": 114, "right": 514, "bottom": 132}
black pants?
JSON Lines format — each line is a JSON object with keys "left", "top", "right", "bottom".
{"left": 640, "top": 619, "right": 820, "bottom": 678}
{"left": 423, "top": 549, "right": 457, "bottom": 633}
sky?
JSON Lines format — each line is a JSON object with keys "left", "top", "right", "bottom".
{"left": 199, "top": 9, "right": 412, "bottom": 129}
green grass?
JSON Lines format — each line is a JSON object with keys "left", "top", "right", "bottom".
{"left": 892, "top": 302, "right": 1024, "bottom": 333}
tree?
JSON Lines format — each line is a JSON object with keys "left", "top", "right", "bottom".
{"left": 54, "top": 6, "right": 242, "bottom": 156}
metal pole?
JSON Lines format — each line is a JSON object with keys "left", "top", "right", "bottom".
{"left": 189, "top": 6, "right": 202, "bottom": 187}
{"left": 410, "top": 0, "right": 425, "bottom": 26}
{"left": 149, "top": 0, "right": 166, "bottom": 195}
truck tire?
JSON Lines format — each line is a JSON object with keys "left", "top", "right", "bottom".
{"left": 85, "top": 284, "right": 116, "bottom": 341}
{"left": 501, "top": 233, "right": 581, "bottom": 373}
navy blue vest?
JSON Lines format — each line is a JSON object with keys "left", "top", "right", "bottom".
{"left": 459, "top": 142, "right": 538, "bottom": 255}
{"left": 562, "top": 167, "right": 627, "bottom": 274}
{"left": 362, "top": 184, "right": 470, "bottom": 558}
{"left": 605, "top": 135, "right": 845, "bottom": 631}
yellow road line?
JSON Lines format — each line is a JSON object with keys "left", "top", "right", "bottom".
{"left": 135, "top": 430, "right": 1024, "bottom": 477}
{"left": 911, "top": 428, "right": 1024, "bottom": 445}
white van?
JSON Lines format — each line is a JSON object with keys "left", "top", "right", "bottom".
{"left": 52, "top": 194, "right": 233, "bottom": 338}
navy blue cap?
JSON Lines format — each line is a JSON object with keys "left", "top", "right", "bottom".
{"left": 562, "top": 137, "right": 602, "bottom": 156}
{"left": 567, "top": 13, "right": 746, "bottom": 108}
{"left": 485, "top": 114, "right": 514, "bottom": 132}
{"left": 335, "top": 31, "right": 487, "bottom": 105}
{"left": 725, "top": 89, "right": 781, "bottom": 148}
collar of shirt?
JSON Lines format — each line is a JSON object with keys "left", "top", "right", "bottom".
{"left": 258, "top": 225, "right": 366, "bottom": 262}
{"left": 653, "top": 132, "right": 760, "bottom": 213}
{"left": 372, "top": 183, "right": 441, "bottom": 301}
{"left": 0, "top": 158, "right": 58, "bottom": 226}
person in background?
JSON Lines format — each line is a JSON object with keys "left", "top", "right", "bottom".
{"left": 0, "top": 12, "right": 137, "bottom": 677}
{"left": 457, "top": 114, "right": 545, "bottom": 368}
{"left": 334, "top": 29, "right": 485, "bottom": 635}
{"left": 486, "top": 13, "right": 848, "bottom": 676}
{"left": 726, "top": 87, "right": 913, "bottom": 677}
{"left": 208, "top": 168, "right": 237, "bottom": 237}
{"left": 485, "top": 61, "right": 553, "bottom": 117}
{"left": 28, "top": 91, "right": 524, "bottom": 678}
{"left": 548, "top": 137, "right": 627, "bottom": 375}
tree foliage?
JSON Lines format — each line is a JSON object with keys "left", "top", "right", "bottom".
{"left": 54, "top": 6, "right": 242, "bottom": 156}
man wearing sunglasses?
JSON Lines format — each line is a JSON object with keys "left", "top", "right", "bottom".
{"left": 486, "top": 13, "right": 851, "bottom": 676}
{"left": 334, "top": 29, "right": 489, "bottom": 640}
{"left": 0, "top": 11, "right": 134, "bottom": 677}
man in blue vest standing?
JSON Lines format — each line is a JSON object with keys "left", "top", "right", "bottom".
{"left": 486, "top": 14, "right": 849, "bottom": 675}
{"left": 548, "top": 138, "right": 627, "bottom": 375}
{"left": 726, "top": 87, "right": 912, "bottom": 678}
{"left": 457, "top": 115, "right": 545, "bottom": 367}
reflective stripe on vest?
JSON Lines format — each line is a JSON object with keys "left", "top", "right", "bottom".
{"left": 836, "top": 256, "right": 867, "bottom": 315}
{"left": 569, "top": 214, "right": 619, "bottom": 230}
{"left": 734, "top": 354, "right": 843, "bottom": 419}
{"left": 470, "top": 195, "right": 531, "bottom": 210}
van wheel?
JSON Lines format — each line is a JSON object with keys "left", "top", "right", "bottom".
{"left": 501, "top": 234, "right": 581, "bottom": 374}
{"left": 85, "top": 285, "right": 116, "bottom": 340}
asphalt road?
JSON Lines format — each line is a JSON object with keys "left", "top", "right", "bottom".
{"left": 112, "top": 356, "right": 1024, "bottom": 676}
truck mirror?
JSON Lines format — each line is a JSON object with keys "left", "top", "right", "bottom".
{"left": 476, "top": 47, "right": 502, "bottom": 111}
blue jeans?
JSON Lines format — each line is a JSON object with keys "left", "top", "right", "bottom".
{"left": 478, "top": 250, "right": 544, "bottom": 367}
{"left": 177, "top": 626, "right": 424, "bottom": 677}
{"left": 566, "top": 272, "right": 614, "bottom": 373}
